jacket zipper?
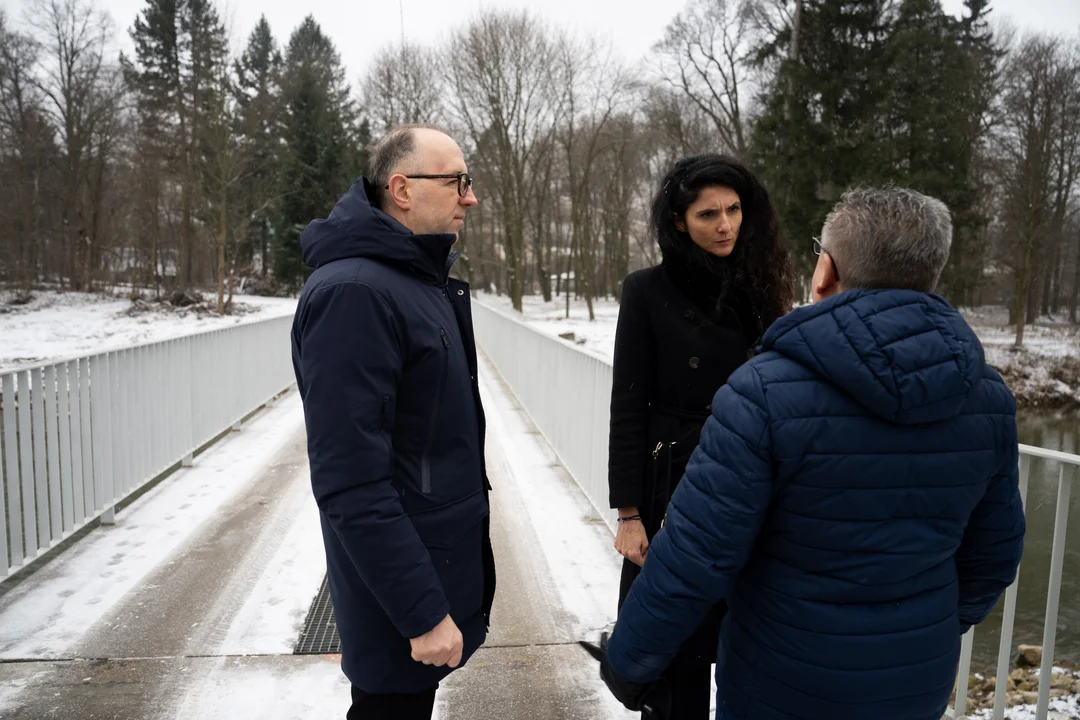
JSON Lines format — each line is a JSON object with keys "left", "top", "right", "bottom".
{"left": 420, "top": 328, "right": 449, "bottom": 494}
{"left": 653, "top": 441, "right": 676, "bottom": 528}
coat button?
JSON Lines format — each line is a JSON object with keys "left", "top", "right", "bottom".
{"left": 684, "top": 310, "right": 695, "bottom": 321}
{"left": 689, "top": 357, "right": 700, "bottom": 369}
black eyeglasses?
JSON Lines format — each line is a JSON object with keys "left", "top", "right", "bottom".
{"left": 813, "top": 237, "right": 841, "bottom": 283}
{"left": 388, "top": 172, "right": 473, "bottom": 198}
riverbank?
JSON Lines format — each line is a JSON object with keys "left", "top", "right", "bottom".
{"left": 966, "top": 308, "right": 1080, "bottom": 412}
{"left": 958, "top": 646, "right": 1080, "bottom": 719}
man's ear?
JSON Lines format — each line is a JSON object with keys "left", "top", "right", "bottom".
{"left": 811, "top": 253, "right": 839, "bottom": 302}
{"left": 387, "top": 175, "right": 411, "bottom": 211}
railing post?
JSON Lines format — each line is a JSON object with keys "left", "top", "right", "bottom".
{"left": 1035, "top": 463, "right": 1072, "bottom": 720}
{"left": 0, "top": 373, "right": 15, "bottom": 573}
{"left": 954, "top": 628, "right": 975, "bottom": 719}
{"left": 182, "top": 453, "right": 194, "bottom": 468}
{"left": 992, "top": 454, "right": 1031, "bottom": 720}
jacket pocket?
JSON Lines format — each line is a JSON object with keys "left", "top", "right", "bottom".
{"left": 420, "top": 329, "right": 449, "bottom": 494}
{"left": 409, "top": 490, "right": 489, "bottom": 622}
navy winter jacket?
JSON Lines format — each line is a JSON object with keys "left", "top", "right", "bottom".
{"left": 607, "top": 289, "right": 1025, "bottom": 720}
{"left": 291, "top": 177, "right": 494, "bottom": 694}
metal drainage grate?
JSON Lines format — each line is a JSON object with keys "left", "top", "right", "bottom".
{"left": 294, "top": 574, "right": 341, "bottom": 654}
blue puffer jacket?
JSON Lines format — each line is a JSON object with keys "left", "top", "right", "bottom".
{"left": 607, "top": 289, "right": 1025, "bottom": 720}
{"left": 291, "top": 177, "right": 494, "bottom": 694}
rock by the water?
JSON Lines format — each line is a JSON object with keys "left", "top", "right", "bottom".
{"left": 1017, "top": 644, "right": 1044, "bottom": 668}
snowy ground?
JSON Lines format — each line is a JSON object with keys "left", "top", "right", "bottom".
{"left": 0, "top": 392, "right": 319, "bottom": 661}
{"left": 0, "top": 354, "right": 641, "bottom": 719}
{"left": 962, "top": 307, "right": 1080, "bottom": 411}
{"left": 968, "top": 668, "right": 1080, "bottom": 720}
{"left": 0, "top": 391, "right": 339, "bottom": 718}
{"left": 480, "top": 292, "right": 1080, "bottom": 411}
{"left": 482, "top": 293, "right": 621, "bottom": 364}
{"left": 0, "top": 289, "right": 298, "bottom": 373}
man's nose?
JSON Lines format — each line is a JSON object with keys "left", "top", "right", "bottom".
{"left": 461, "top": 188, "right": 478, "bottom": 207}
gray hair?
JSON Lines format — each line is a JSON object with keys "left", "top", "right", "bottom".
{"left": 368, "top": 123, "right": 446, "bottom": 211}
{"left": 822, "top": 187, "right": 953, "bottom": 293}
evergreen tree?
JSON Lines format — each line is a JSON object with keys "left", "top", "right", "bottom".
{"left": 751, "top": 0, "right": 894, "bottom": 288}
{"left": 234, "top": 16, "right": 283, "bottom": 278}
{"left": 124, "top": 0, "right": 227, "bottom": 288}
{"left": 880, "top": 0, "right": 981, "bottom": 303}
{"left": 122, "top": 0, "right": 181, "bottom": 292}
{"left": 274, "top": 15, "right": 363, "bottom": 289}
{"left": 750, "top": 0, "right": 994, "bottom": 304}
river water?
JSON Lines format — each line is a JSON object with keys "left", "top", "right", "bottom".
{"left": 969, "top": 412, "right": 1080, "bottom": 671}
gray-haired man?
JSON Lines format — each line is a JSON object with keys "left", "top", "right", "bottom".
{"left": 601, "top": 187, "right": 1025, "bottom": 720}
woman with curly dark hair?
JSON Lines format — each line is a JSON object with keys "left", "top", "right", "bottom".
{"left": 607, "top": 153, "right": 795, "bottom": 718}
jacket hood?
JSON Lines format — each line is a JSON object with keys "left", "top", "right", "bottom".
{"left": 300, "top": 176, "right": 458, "bottom": 283}
{"left": 761, "top": 289, "right": 986, "bottom": 425}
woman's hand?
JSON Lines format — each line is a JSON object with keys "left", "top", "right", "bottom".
{"left": 614, "top": 508, "right": 649, "bottom": 567}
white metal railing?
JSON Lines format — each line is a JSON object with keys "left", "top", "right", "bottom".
{"left": 472, "top": 296, "right": 1077, "bottom": 720}
{"left": 474, "top": 298, "right": 617, "bottom": 532}
{"left": 950, "top": 445, "right": 1077, "bottom": 720}
{"left": 0, "top": 315, "right": 296, "bottom": 581}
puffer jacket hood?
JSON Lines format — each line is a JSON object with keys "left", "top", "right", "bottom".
{"left": 762, "top": 289, "right": 985, "bottom": 425}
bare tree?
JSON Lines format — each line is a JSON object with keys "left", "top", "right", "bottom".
{"left": 523, "top": 126, "right": 559, "bottom": 302}
{"left": 556, "top": 34, "right": 634, "bottom": 319}
{"left": 362, "top": 43, "right": 444, "bottom": 136}
{"left": 653, "top": 0, "right": 757, "bottom": 156}
{"left": 999, "top": 35, "right": 1080, "bottom": 345}
{"left": 597, "top": 113, "right": 648, "bottom": 298}
{"left": 0, "top": 9, "right": 55, "bottom": 291}
{"left": 26, "top": 0, "right": 121, "bottom": 290}
{"left": 447, "top": 10, "right": 560, "bottom": 311}
{"left": 1041, "top": 40, "right": 1080, "bottom": 319}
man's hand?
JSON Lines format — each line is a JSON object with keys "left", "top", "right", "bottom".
{"left": 615, "top": 508, "right": 649, "bottom": 567}
{"left": 410, "top": 614, "right": 463, "bottom": 668}
{"left": 596, "top": 632, "right": 671, "bottom": 718}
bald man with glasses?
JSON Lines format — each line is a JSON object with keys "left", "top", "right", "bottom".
{"left": 292, "top": 124, "right": 494, "bottom": 720}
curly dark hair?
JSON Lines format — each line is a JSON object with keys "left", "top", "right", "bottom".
{"left": 651, "top": 153, "right": 796, "bottom": 328}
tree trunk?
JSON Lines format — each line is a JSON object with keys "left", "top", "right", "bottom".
{"left": 563, "top": 223, "right": 573, "bottom": 319}
{"left": 537, "top": 214, "right": 552, "bottom": 302}
{"left": 1013, "top": 235, "right": 1036, "bottom": 346}
{"left": 505, "top": 197, "right": 525, "bottom": 311}
{"left": 1026, "top": 276, "right": 1039, "bottom": 325}
{"left": 1040, "top": 238, "right": 1055, "bottom": 318}
{"left": 227, "top": 227, "right": 241, "bottom": 310}
{"left": 217, "top": 181, "right": 227, "bottom": 315}
{"left": 260, "top": 219, "right": 269, "bottom": 278}
{"left": 1050, "top": 235, "right": 1066, "bottom": 317}
{"left": 1069, "top": 235, "right": 1080, "bottom": 323}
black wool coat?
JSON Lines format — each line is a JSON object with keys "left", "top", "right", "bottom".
{"left": 608, "top": 260, "right": 763, "bottom": 666}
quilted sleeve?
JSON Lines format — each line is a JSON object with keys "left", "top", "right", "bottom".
{"left": 607, "top": 363, "right": 775, "bottom": 682}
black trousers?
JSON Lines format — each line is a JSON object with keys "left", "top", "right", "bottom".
{"left": 659, "top": 660, "right": 712, "bottom": 719}
{"left": 347, "top": 685, "right": 437, "bottom": 720}
{"left": 620, "top": 557, "right": 722, "bottom": 720}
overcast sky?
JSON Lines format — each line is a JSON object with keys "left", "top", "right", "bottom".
{"left": 9, "top": 0, "right": 1080, "bottom": 86}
